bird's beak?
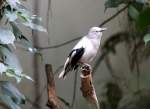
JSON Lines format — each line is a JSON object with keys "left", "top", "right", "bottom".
{"left": 101, "top": 28, "right": 107, "bottom": 32}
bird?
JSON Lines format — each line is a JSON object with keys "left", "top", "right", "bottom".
{"left": 59, "top": 27, "right": 107, "bottom": 79}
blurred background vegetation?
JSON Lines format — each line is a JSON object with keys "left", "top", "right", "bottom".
{"left": 0, "top": 0, "right": 150, "bottom": 109}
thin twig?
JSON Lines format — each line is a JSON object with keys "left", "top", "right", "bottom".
{"left": 37, "top": 37, "right": 81, "bottom": 50}
{"left": 46, "top": 0, "right": 52, "bottom": 30}
{"left": 131, "top": 32, "right": 141, "bottom": 91}
{"left": 37, "top": 4, "right": 129, "bottom": 50}
{"left": 99, "top": 4, "right": 129, "bottom": 27}
{"left": 46, "top": 0, "right": 52, "bottom": 44}
{"left": 71, "top": 69, "right": 78, "bottom": 108}
{"left": 135, "top": 57, "right": 140, "bottom": 91}
{"left": 134, "top": 44, "right": 141, "bottom": 91}
{"left": 58, "top": 96, "right": 70, "bottom": 108}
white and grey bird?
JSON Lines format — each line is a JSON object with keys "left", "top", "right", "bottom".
{"left": 59, "top": 27, "right": 107, "bottom": 79}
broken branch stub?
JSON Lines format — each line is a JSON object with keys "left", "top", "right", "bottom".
{"left": 80, "top": 64, "right": 100, "bottom": 109}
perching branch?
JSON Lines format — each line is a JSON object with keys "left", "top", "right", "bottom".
{"left": 45, "top": 64, "right": 62, "bottom": 109}
{"left": 37, "top": 4, "right": 129, "bottom": 50}
{"left": 80, "top": 64, "right": 100, "bottom": 109}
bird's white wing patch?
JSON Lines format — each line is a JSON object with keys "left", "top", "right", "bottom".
{"left": 69, "top": 50, "right": 76, "bottom": 60}
{"left": 59, "top": 57, "right": 70, "bottom": 79}
{"left": 73, "top": 36, "right": 87, "bottom": 49}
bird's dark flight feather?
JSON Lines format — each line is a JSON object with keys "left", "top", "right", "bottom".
{"left": 69, "top": 47, "right": 85, "bottom": 69}
{"left": 63, "top": 47, "right": 85, "bottom": 78}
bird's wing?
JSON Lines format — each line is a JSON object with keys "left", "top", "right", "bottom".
{"left": 59, "top": 47, "right": 85, "bottom": 79}
{"left": 69, "top": 47, "right": 85, "bottom": 68}
{"left": 73, "top": 36, "right": 87, "bottom": 49}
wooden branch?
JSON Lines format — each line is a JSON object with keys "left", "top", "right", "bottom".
{"left": 80, "top": 64, "right": 100, "bottom": 109}
{"left": 45, "top": 64, "right": 62, "bottom": 109}
{"left": 0, "top": 0, "right": 4, "bottom": 9}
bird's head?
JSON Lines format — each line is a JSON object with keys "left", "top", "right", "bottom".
{"left": 87, "top": 27, "right": 107, "bottom": 39}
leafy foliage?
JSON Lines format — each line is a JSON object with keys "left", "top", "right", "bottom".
{"left": 118, "top": 90, "right": 150, "bottom": 109}
{"left": 136, "top": 8, "right": 150, "bottom": 31}
{"left": 4, "top": 0, "right": 46, "bottom": 32}
{"left": 105, "top": 0, "right": 124, "bottom": 9}
{"left": 128, "top": 5, "right": 139, "bottom": 21}
{"left": 0, "top": 0, "right": 46, "bottom": 109}
{"left": 135, "top": 0, "right": 148, "bottom": 4}
{"left": 144, "top": 34, "right": 150, "bottom": 45}
{"left": 0, "top": 0, "right": 46, "bottom": 81}
{"left": 96, "top": 0, "right": 150, "bottom": 109}
{"left": 0, "top": 81, "right": 25, "bottom": 109}
{"left": 0, "top": 27, "right": 15, "bottom": 46}
{"left": 99, "top": 82, "right": 122, "bottom": 109}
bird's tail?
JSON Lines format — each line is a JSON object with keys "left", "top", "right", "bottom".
{"left": 59, "top": 58, "right": 70, "bottom": 79}
{"left": 58, "top": 70, "right": 66, "bottom": 79}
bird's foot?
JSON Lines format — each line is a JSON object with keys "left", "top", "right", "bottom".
{"left": 81, "top": 63, "right": 92, "bottom": 71}
{"left": 80, "top": 63, "right": 92, "bottom": 77}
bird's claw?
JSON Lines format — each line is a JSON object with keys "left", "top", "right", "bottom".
{"left": 81, "top": 63, "right": 92, "bottom": 71}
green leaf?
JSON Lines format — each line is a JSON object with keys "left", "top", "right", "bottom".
{"left": 17, "top": 10, "right": 30, "bottom": 22}
{"left": 17, "top": 11, "right": 47, "bottom": 32}
{"left": 143, "top": 33, "right": 150, "bottom": 46}
{"left": 0, "top": 81, "right": 26, "bottom": 109}
{"left": 5, "top": 69, "right": 33, "bottom": 82}
{"left": 6, "top": 0, "right": 21, "bottom": 9}
{"left": 0, "top": 95, "right": 20, "bottom": 109}
{"left": 10, "top": 22, "right": 22, "bottom": 39}
{"left": 0, "top": 45, "right": 12, "bottom": 63}
{"left": 23, "top": 21, "right": 47, "bottom": 32}
{"left": 15, "top": 35, "right": 39, "bottom": 53}
{"left": 128, "top": 5, "right": 139, "bottom": 21}
{"left": 0, "top": 44, "right": 12, "bottom": 52}
{"left": 136, "top": 8, "right": 150, "bottom": 31}
{"left": 10, "top": 22, "right": 39, "bottom": 53}
{"left": 5, "top": 69, "right": 22, "bottom": 83}
{"left": 0, "top": 63, "right": 7, "bottom": 74}
{"left": 0, "top": 81, "right": 25, "bottom": 104}
{"left": 20, "top": 74, "right": 33, "bottom": 81}
{"left": 0, "top": 47, "right": 22, "bottom": 76}
{"left": 0, "top": 27, "right": 15, "bottom": 47}
{"left": 105, "top": 0, "right": 124, "bottom": 9}
{"left": 6, "top": 0, "right": 46, "bottom": 33}
{"left": 5, "top": 10, "right": 18, "bottom": 22}
{"left": 135, "top": 0, "right": 147, "bottom": 4}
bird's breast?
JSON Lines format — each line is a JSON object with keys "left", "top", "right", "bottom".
{"left": 80, "top": 41, "right": 99, "bottom": 63}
